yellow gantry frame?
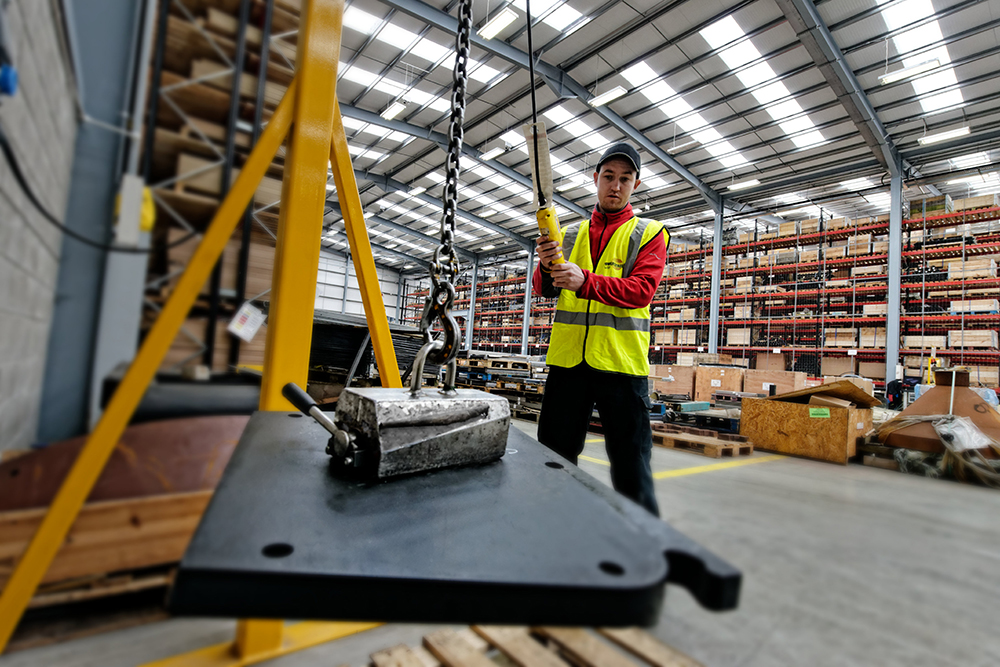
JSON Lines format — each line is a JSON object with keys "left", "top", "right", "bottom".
{"left": 0, "top": 0, "right": 399, "bottom": 661}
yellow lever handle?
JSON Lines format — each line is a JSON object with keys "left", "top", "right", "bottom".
{"left": 536, "top": 207, "right": 563, "bottom": 265}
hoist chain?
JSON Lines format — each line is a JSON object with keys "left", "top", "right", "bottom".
{"left": 419, "top": 0, "right": 473, "bottom": 368}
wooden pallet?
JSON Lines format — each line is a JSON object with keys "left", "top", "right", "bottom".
{"left": 652, "top": 424, "right": 753, "bottom": 458}
{"left": 371, "top": 625, "right": 704, "bottom": 667}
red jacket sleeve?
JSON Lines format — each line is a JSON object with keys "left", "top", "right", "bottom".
{"left": 576, "top": 230, "right": 666, "bottom": 309}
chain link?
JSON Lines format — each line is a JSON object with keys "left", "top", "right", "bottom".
{"left": 420, "top": 0, "right": 472, "bottom": 366}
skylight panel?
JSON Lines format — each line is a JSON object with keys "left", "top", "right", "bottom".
{"left": 552, "top": 162, "right": 576, "bottom": 177}
{"left": 692, "top": 128, "right": 721, "bottom": 144}
{"left": 512, "top": 0, "right": 560, "bottom": 15}
{"left": 373, "top": 78, "right": 407, "bottom": 97}
{"left": 718, "top": 41, "right": 760, "bottom": 69}
{"left": 880, "top": 0, "right": 934, "bottom": 31}
{"left": 779, "top": 116, "right": 813, "bottom": 135}
{"left": 472, "top": 166, "right": 493, "bottom": 179}
{"left": 950, "top": 152, "right": 989, "bottom": 168}
{"left": 919, "top": 89, "right": 963, "bottom": 113}
{"left": 580, "top": 133, "right": 609, "bottom": 149}
{"left": 641, "top": 80, "right": 674, "bottom": 104}
{"left": 544, "top": 3, "right": 581, "bottom": 31}
{"left": 424, "top": 171, "right": 445, "bottom": 183}
{"left": 500, "top": 130, "right": 526, "bottom": 146}
{"left": 753, "top": 82, "right": 787, "bottom": 105}
{"left": 341, "top": 116, "right": 366, "bottom": 131}
{"left": 543, "top": 105, "right": 575, "bottom": 126}
{"left": 642, "top": 175, "right": 669, "bottom": 190}
{"left": 427, "top": 96, "right": 451, "bottom": 112}
{"left": 791, "top": 131, "right": 824, "bottom": 148}
{"left": 344, "top": 6, "right": 381, "bottom": 34}
{"left": 719, "top": 154, "right": 749, "bottom": 168}
{"left": 379, "top": 23, "right": 419, "bottom": 48}
{"left": 737, "top": 62, "right": 775, "bottom": 88}
{"left": 766, "top": 100, "right": 801, "bottom": 121}
{"left": 700, "top": 15, "right": 743, "bottom": 49}
{"left": 660, "top": 98, "right": 692, "bottom": 117}
{"left": 386, "top": 131, "right": 409, "bottom": 143}
{"left": 676, "top": 114, "right": 710, "bottom": 132}
{"left": 409, "top": 38, "right": 449, "bottom": 63}
{"left": 469, "top": 60, "right": 502, "bottom": 83}
{"left": 341, "top": 66, "right": 378, "bottom": 87}
{"left": 621, "top": 61, "right": 658, "bottom": 87}
{"left": 564, "top": 119, "right": 592, "bottom": 136}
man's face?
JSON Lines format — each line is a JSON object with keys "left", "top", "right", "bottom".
{"left": 593, "top": 158, "right": 640, "bottom": 213}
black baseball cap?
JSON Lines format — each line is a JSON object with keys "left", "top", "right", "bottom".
{"left": 596, "top": 142, "right": 641, "bottom": 177}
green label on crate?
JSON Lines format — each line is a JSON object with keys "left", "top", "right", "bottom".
{"left": 809, "top": 407, "right": 831, "bottom": 418}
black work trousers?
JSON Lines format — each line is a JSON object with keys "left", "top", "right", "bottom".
{"left": 537, "top": 363, "right": 659, "bottom": 516}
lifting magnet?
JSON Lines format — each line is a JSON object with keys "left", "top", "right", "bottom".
{"left": 283, "top": 346, "right": 509, "bottom": 480}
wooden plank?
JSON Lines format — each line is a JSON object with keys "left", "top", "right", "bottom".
{"left": 28, "top": 571, "right": 173, "bottom": 609}
{"left": 535, "top": 627, "right": 638, "bottom": 667}
{"left": 424, "top": 629, "right": 496, "bottom": 667}
{"left": 0, "top": 491, "right": 211, "bottom": 588}
{"left": 596, "top": 628, "right": 703, "bottom": 667}
{"left": 372, "top": 645, "right": 430, "bottom": 667}
{"left": 473, "top": 626, "right": 571, "bottom": 667}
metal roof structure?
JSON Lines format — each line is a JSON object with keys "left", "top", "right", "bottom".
{"left": 320, "top": 0, "right": 1000, "bottom": 267}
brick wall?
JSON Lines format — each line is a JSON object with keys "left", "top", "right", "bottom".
{"left": 0, "top": 1, "right": 77, "bottom": 451}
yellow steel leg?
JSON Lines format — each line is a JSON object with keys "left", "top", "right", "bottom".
{"left": 330, "top": 101, "right": 402, "bottom": 388}
{"left": 0, "top": 80, "right": 298, "bottom": 654}
{"left": 258, "top": 0, "right": 344, "bottom": 412}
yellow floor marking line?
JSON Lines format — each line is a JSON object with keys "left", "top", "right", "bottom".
{"left": 585, "top": 438, "right": 604, "bottom": 443}
{"left": 579, "top": 454, "right": 611, "bottom": 466}
{"left": 653, "top": 454, "right": 785, "bottom": 479}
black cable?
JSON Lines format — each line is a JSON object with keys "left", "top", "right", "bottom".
{"left": 0, "top": 122, "right": 197, "bottom": 254}
{"left": 526, "top": 0, "right": 546, "bottom": 208}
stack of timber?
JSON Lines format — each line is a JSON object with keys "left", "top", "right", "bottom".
{"left": 371, "top": 625, "right": 706, "bottom": 667}
{"left": 146, "top": 2, "right": 304, "bottom": 372}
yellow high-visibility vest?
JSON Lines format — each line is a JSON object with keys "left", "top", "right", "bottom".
{"left": 546, "top": 216, "right": 667, "bottom": 376}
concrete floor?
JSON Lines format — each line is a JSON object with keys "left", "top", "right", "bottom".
{"left": 7, "top": 419, "right": 1000, "bottom": 667}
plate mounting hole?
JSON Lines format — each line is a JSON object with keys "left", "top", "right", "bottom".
{"left": 599, "top": 561, "right": 625, "bottom": 576}
{"left": 262, "top": 543, "right": 294, "bottom": 558}
{"left": 545, "top": 461, "right": 564, "bottom": 469}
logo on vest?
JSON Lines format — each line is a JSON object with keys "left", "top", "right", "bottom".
{"left": 603, "top": 257, "right": 625, "bottom": 269}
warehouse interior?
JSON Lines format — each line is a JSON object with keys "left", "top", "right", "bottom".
{"left": 1, "top": 0, "right": 999, "bottom": 665}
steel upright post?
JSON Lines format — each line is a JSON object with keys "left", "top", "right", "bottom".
{"left": 466, "top": 255, "right": 479, "bottom": 351}
{"left": 708, "top": 203, "right": 724, "bottom": 354}
{"left": 886, "top": 157, "right": 904, "bottom": 382}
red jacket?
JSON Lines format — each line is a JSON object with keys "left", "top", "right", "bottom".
{"left": 533, "top": 203, "right": 666, "bottom": 308}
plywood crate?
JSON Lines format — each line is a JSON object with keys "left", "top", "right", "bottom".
{"left": 778, "top": 221, "right": 799, "bottom": 237}
{"left": 871, "top": 241, "right": 889, "bottom": 254}
{"left": 821, "top": 355, "right": 856, "bottom": 375}
{"left": 668, "top": 242, "right": 688, "bottom": 254}
{"left": 676, "top": 352, "right": 731, "bottom": 366}
{"left": 653, "top": 329, "right": 675, "bottom": 345}
{"left": 903, "top": 335, "right": 947, "bottom": 349}
{"left": 800, "top": 218, "right": 820, "bottom": 234}
{"left": 857, "top": 361, "right": 886, "bottom": 379}
{"left": 676, "top": 329, "right": 698, "bottom": 346}
{"left": 666, "top": 308, "right": 697, "bottom": 321}
{"left": 734, "top": 304, "right": 757, "bottom": 319}
{"left": 851, "top": 265, "right": 885, "bottom": 277}
{"left": 847, "top": 236, "right": 872, "bottom": 256}
{"left": 740, "top": 384, "right": 877, "bottom": 464}
{"left": 951, "top": 299, "right": 999, "bottom": 313}
{"left": 947, "top": 330, "right": 999, "bottom": 348}
{"left": 824, "top": 246, "right": 846, "bottom": 260}
{"left": 774, "top": 250, "right": 798, "bottom": 265}
{"left": 649, "top": 364, "right": 696, "bottom": 397}
{"left": 693, "top": 367, "right": 745, "bottom": 402}
{"left": 863, "top": 303, "right": 888, "bottom": 316}
{"left": 859, "top": 327, "right": 886, "bottom": 348}
{"left": 755, "top": 352, "right": 786, "bottom": 371}
{"left": 824, "top": 328, "right": 856, "bottom": 347}
{"left": 825, "top": 217, "right": 847, "bottom": 230}
{"left": 954, "top": 194, "right": 999, "bottom": 211}
{"left": 800, "top": 249, "right": 820, "bottom": 263}
{"left": 736, "top": 256, "right": 756, "bottom": 269}
{"left": 947, "top": 259, "right": 997, "bottom": 280}
{"left": 726, "top": 328, "right": 752, "bottom": 346}
{"left": 922, "top": 194, "right": 954, "bottom": 214}
{"left": 968, "top": 366, "right": 1000, "bottom": 387}
{"left": 737, "top": 232, "right": 752, "bottom": 244}
{"left": 743, "top": 369, "right": 807, "bottom": 396}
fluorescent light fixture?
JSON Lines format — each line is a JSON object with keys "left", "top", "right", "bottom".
{"left": 728, "top": 179, "right": 759, "bottom": 191}
{"left": 480, "top": 146, "right": 505, "bottom": 161}
{"left": 948, "top": 172, "right": 998, "bottom": 185}
{"left": 879, "top": 59, "right": 940, "bottom": 85}
{"left": 380, "top": 101, "right": 407, "bottom": 120}
{"left": 480, "top": 244, "right": 496, "bottom": 250}
{"left": 477, "top": 7, "right": 517, "bottom": 40}
{"left": 917, "top": 126, "right": 969, "bottom": 145}
{"left": 589, "top": 85, "right": 627, "bottom": 107}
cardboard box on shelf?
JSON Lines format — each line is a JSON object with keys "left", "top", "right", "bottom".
{"left": 650, "top": 364, "right": 696, "bottom": 398}
{"left": 744, "top": 369, "right": 807, "bottom": 396}
{"left": 693, "top": 367, "right": 745, "bottom": 402}
{"left": 755, "top": 352, "right": 787, "bottom": 371}
{"left": 823, "top": 376, "right": 875, "bottom": 396}
{"left": 821, "top": 355, "right": 856, "bottom": 376}
{"left": 857, "top": 361, "right": 886, "bottom": 379}
{"left": 740, "top": 381, "right": 878, "bottom": 464}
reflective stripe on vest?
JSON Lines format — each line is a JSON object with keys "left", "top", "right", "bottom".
{"left": 545, "top": 215, "right": 665, "bottom": 376}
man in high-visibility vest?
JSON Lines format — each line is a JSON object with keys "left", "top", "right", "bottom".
{"left": 533, "top": 143, "right": 668, "bottom": 516}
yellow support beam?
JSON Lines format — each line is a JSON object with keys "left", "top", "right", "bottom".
{"left": 258, "top": 0, "right": 344, "bottom": 412}
{"left": 330, "top": 101, "right": 402, "bottom": 388}
{"left": 0, "top": 80, "right": 298, "bottom": 654}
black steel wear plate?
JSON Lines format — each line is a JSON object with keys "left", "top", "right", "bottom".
{"left": 169, "top": 412, "right": 740, "bottom": 625}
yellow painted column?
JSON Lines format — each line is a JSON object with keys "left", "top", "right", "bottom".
{"left": 330, "top": 102, "right": 402, "bottom": 388}
{"left": 0, "top": 82, "right": 297, "bottom": 654}
{"left": 258, "top": 0, "right": 344, "bottom": 410}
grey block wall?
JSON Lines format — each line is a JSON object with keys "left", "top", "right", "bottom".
{"left": 0, "top": 1, "right": 78, "bottom": 452}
